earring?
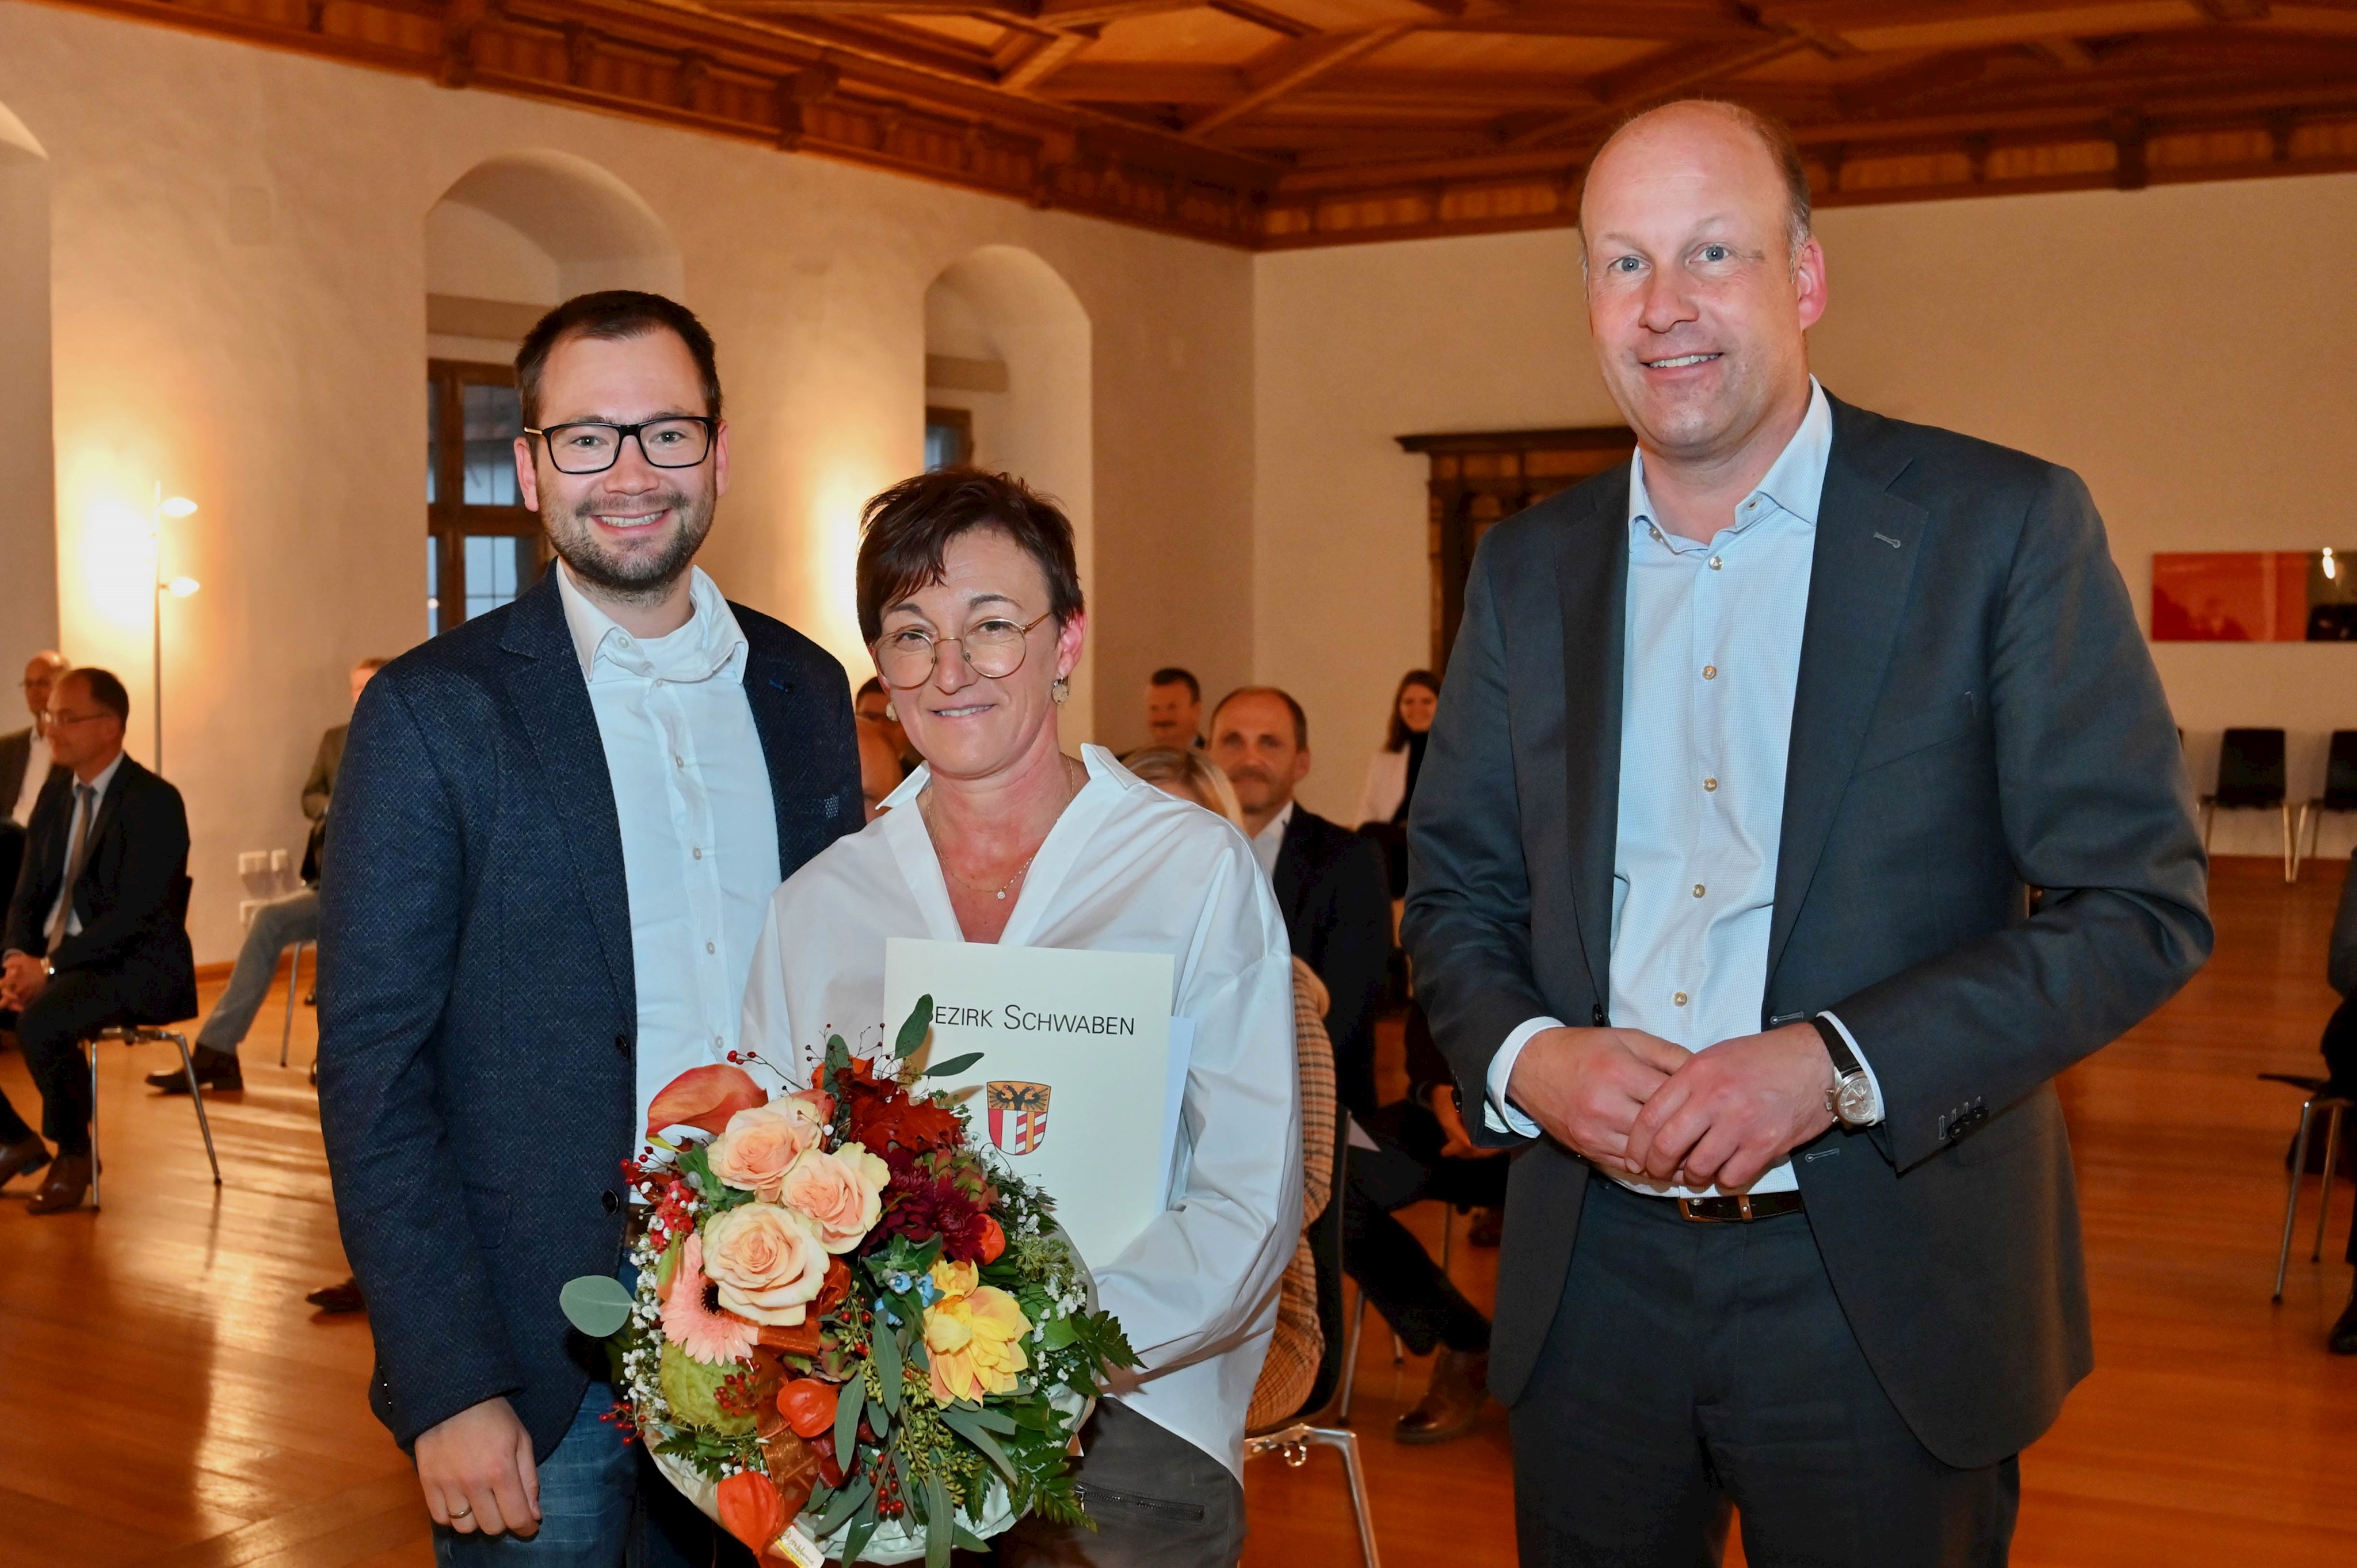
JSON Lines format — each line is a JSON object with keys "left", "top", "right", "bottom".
{"left": 883, "top": 701, "right": 898, "bottom": 721}
{"left": 1051, "top": 678, "right": 1070, "bottom": 705}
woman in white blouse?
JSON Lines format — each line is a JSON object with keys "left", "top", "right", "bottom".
{"left": 1355, "top": 667, "right": 1440, "bottom": 897}
{"left": 739, "top": 470, "right": 1300, "bottom": 1568}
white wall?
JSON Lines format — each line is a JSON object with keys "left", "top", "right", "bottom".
{"left": 0, "top": 5, "right": 1254, "bottom": 963}
{"left": 1254, "top": 176, "right": 2357, "bottom": 860}
{"left": 0, "top": 100, "right": 54, "bottom": 662}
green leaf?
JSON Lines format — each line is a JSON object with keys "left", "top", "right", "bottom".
{"left": 960, "top": 1404, "right": 1018, "bottom": 1434}
{"left": 833, "top": 1377, "right": 863, "bottom": 1471}
{"left": 809, "top": 1474, "right": 872, "bottom": 1538}
{"left": 1040, "top": 1315, "right": 1077, "bottom": 1350}
{"left": 558, "top": 1275, "right": 634, "bottom": 1338}
{"left": 940, "top": 1407, "right": 1019, "bottom": 1483}
{"left": 841, "top": 1495, "right": 880, "bottom": 1566}
{"left": 868, "top": 1394, "right": 890, "bottom": 1443}
{"left": 895, "top": 995, "right": 935, "bottom": 1060}
{"left": 874, "top": 1320, "right": 904, "bottom": 1415}
{"left": 954, "top": 1522, "right": 990, "bottom": 1551}
{"left": 920, "top": 1050, "right": 983, "bottom": 1079}
{"left": 924, "top": 1472, "right": 954, "bottom": 1568}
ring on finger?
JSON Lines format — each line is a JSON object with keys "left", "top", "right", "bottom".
{"left": 451, "top": 1502, "right": 473, "bottom": 1519}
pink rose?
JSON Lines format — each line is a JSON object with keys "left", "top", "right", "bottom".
{"left": 698, "top": 1203, "right": 830, "bottom": 1326}
{"left": 708, "top": 1104, "right": 816, "bottom": 1202}
{"left": 779, "top": 1142, "right": 889, "bottom": 1254}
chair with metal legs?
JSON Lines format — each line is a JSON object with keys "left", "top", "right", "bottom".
{"left": 280, "top": 936, "right": 309, "bottom": 1067}
{"left": 1337, "top": 1201, "right": 1457, "bottom": 1422}
{"left": 2263, "top": 1072, "right": 2352, "bottom": 1300}
{"left": 1245, "top": 1071, "right": 1379, "bottom": 1567}
{"left": 2200, "top": 728, "right": 2294, "bottom": 882}
{"left": 85, "top": 1024, "right": 223, "bottom": 1210}
{"left": 2293, "top": 730, "right": 2357, "bottom": 880}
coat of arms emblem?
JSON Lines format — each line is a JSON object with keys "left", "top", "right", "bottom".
{"left": 986, "top": 1080, "right": 1052, "bottom": 1156}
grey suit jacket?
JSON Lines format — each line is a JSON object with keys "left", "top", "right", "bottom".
{"left": 1402, "top": 394, "right": 2212, "bottom": 1469}
{"left": 0, "top": 727, "right": 66, "bottom": 825}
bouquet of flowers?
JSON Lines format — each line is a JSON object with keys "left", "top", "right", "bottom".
{"left": 560, "top": 998, "right": 1138, "bottom": 1567}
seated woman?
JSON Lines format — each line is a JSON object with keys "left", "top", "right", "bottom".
{"left": 739, "top": 470, "right": 1302, "bottom": 1568}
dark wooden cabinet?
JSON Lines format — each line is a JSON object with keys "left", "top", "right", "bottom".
{"left": 1397, "top": 425, "right": 1635, "bottom": 672}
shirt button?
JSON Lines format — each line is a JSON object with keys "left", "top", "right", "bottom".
{"left": 705, "top": 940, "right": 716, "bottom": 954}
{"left": 1673, "top": 991, "right": 1689, "bottom": 1007}
{"left": 1692, "top": 884, "right": 1706, "bottom": 898}
{"left": 674, "top": 755, "right": 685, "bottom": 769}
{"left": 1649, "top": 526, "right": 1663, "bottom": 543}
{"left": 1702, "top": 665, "right": 1717, "bottom": 680}
{"left": 1708, "top": 556, "right": 1723, "bottom": 570}
{"left": 713, "top": 1035, "right": 724, "bottom": 1048}
{"left": 692, "top": 847, "right": 703, "bottom": 860}
{"left": 1703, "top": 777, "right": 1718, "bottom": 792}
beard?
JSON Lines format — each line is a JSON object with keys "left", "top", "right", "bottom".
{"left": 544, "top": 483, "right": 716, "bottom": 601}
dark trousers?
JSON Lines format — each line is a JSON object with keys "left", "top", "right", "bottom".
{"left": 997, "top": 1399, "right": 1245, "bottom": 1568}
{"left": 1344, "top": 1101, "right": 1505, "bottom": 1355}
{"left": 1511, "top": 1178, "right": 2019, "bottom": 1568}
{"left": 0, "top": 967, "right": 136, "bottom": 1156}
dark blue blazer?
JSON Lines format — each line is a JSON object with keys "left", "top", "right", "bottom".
{"left": 317, "top": 569, "right": 861, "bottom": 1456}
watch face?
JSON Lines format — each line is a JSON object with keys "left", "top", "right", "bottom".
{"left": 1836, "top": 1075, "right": 1876, "bottom": 1123}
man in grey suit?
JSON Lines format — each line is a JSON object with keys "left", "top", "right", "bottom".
{"left": 0, "top": 651, "right": 70, "bottom": 957}
{"left": 1403, "top": 101, "right": 2211, "bottom": 1566}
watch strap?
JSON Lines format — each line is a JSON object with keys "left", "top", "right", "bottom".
{"left": 1809, "top": 1014, "right": 1862, "bottom": 1079}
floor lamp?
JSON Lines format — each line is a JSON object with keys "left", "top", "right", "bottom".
{"left": 151, "top": 484, "right": 200, "bottom": 776}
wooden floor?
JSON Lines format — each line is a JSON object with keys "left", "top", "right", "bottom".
{"left": 6, "top": 860, "right": 2355, "bottom": 1567}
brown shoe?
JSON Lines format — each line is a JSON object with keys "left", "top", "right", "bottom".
{"left": 1394, "top": 1346, "right": 1489, "bottom": 1445}
{"left": 2331, "top": 1288, "right": 2357, "bottom": 1356}
{"left": 306, "top": 1275, "right": 367, "bottom": 1314}
{"left": 0, "top": 1137, "right": 50, "bottom": 1187}
{"left": 1467, "top": 1205, "right": 1503, "bottom": 1248}
{"left": 26, "top": 1154, "right": 93, "bottom": 1214}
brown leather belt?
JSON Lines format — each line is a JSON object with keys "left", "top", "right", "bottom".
{"left": 1673, "top": 1191, "right": 1806, "bottom": 1223}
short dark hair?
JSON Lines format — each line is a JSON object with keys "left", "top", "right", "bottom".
{"left": 856, "top": 676, "right": 885, "bottom": 701}
{"left": 1385, "top": 669, "right": 1441, "bottom": 751}
{"left": 63, "top": 666, "right": 129, "bottom": 724}
{"left": 1149, "top": 667, "right": 1200, "bottom": 702}
{"left": 1211, "top": 685, "right": 1308, "bottom": 751}
{"left": 855, "top": 467, "right": 1085, "bottom": 644}
{"left": 515, "top": 291, "right": 723, "bottom": 430}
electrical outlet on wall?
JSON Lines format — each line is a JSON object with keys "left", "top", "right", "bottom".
{"left": 238, "top": 852, "right": 278, "bottom": 898}
{"left": 239, "top": 899, "right": 264, "bottom": 927}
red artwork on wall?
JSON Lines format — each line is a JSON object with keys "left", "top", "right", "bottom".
{"left": 2151, "top": 552, "right": 2348, "bottom": 642}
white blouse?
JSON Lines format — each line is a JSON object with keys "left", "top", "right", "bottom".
{"left": 1355, "top": 745, "right": 1409, "bottom": 828}
{"left": 739, "top": 744, "right": 1303, "bottom": 1477}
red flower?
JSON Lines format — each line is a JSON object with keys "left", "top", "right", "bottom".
{"left": 875, "top": 1153, "right": 996, "bottom": 1262}
{"left": 838, "top": 1060, "right": 963, "bottom": 1156}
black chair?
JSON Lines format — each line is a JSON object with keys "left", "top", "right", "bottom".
{"left": 1242, "top": 1065, "right": 1378, "bottom": 1567}
{"left": 2200, "top": 727, "right": 2293, "bottom": 882}
{"left": 81, "top": 874, "right": 219, "bottom": 1210}
{"left": 2294, "top": 730, "right": 2357, "bottom": 880}
{"left": 2263, "top": 1073, "right": 2352, "bottom": 1300}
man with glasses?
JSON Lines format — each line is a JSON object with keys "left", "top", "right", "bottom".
{"left": 319, "top": 291, "right": 861, "bottom": 1565}
{"left": 0, "top": 667, "right": 198, "bottom": 1212}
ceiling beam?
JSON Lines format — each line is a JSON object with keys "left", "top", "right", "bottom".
{"left": 998, "top": 26, "right": 1098, "bottom": 90}
{"left": 2028, "top": 36, "right": 2093, "bottom": 70}
{"left": 1186, "top": 24, "right": 1416, "bottom": 137}
{"left": 1499, "top": 29, "right": 1822, "bottom": 150}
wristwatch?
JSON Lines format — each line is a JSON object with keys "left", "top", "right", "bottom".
{"left": 1809, "top": 1016, "right": 1878, "bottom": 1128}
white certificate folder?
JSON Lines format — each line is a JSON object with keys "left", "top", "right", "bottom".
{"left": 883, "top": 938, "right": 1180, "bottom": 1271}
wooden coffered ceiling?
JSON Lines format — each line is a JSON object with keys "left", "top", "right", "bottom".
{"left": 40, "top": 0, "right": 2357, "bottom": 246}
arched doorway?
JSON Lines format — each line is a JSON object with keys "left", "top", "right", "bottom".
{"left": 922, "top": 248, "right": 1094, "bottom": 740}
{"left": 423, "top": 151, "right": 681, "bottom": 634}
{"left": 0, "top": 101, "right": 54, "bottom": 654}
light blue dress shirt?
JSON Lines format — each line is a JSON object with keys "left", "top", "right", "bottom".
{"left": 1483, "top": 380, "right": 1881, "bottom": 1197}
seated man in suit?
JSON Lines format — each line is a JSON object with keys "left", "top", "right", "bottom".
{"left": 2324, "top": 848, "right": 2357, "bottom": 1355}
{"left": 156, "top": 656, "right": 384, "bottom": 1096}
{"left": 1211, "top": 685, "right": 1391, "bottom": 1119}
{"left": 0, "top": 667, "right": 197, "bottom": 1213}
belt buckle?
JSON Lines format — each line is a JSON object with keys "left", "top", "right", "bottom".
{"left": 1675, "top": 1194, "right": 1755, "bottom": 1223}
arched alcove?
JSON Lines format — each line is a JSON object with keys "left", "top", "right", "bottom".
{"left": 923, "top": 247, "right": 1095, "bottom": 741}
{"left": 422, "top": 151, "right": 682, "bottom": 634}
{"left": 0, "top": 100, "right": 55, "bottom": 654}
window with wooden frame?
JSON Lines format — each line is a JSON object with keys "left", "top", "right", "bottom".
{"left": 427, "top": 358, "right": 545, "bottom": 636}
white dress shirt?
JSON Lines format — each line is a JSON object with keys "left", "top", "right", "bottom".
{"left": 1248, "top": 798, "right": 1295, "bottom": 883}
{"left": 11, "top": 728, "right": 51, "bottom": 826}
{"left": 555, "top": 564, "right": 780, "bottom": 1142}
{"left": 741, "top": 745, "right": 1302, "bottom": 1478}
{"left": 35, "top": 750, "right": 124, "bottom": 944}
{"left": 1486, "top": 381, "right": 1882, "bottom": 1197}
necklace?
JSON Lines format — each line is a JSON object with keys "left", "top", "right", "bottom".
{"left": 918, "top": 795, "right": 1042, "bottom": 901}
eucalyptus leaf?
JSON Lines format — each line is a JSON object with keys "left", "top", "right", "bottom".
{"left": 841, "top": 1495, "right": 880, "bottom": 1566}
{"left": 868, "top": 1394, "right": 890, "bottom": 1442}
{"left": 833, "top": 1377, "right": 863, "bottom": 1471}
{"left": 558, "top": 1275, "right": 634, "bottom": 1338}
{"left": 809, "top": 1474, "right": 872, "bottom": 1538}
{"left": 940, "top": 1407, "right": 1019, "bottom": 1483}
{"left": 919, "top": 1051, "right": 983, "bottom": 1079}
{"left": 954, "top": 1523, "right": 990, "bottom": 1552}
{"left": 925, "top": 1473, "right": 954, "bottom": 1568}
{"left": 895, "top": 995, "right": 935, "bottom": 1060}
{"left": 874, "top": 1319, "right": 904, "bottom": 1414}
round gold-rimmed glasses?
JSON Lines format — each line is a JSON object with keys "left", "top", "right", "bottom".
{"left": 872, "top": 611, "right": 1055, "bottom": 690}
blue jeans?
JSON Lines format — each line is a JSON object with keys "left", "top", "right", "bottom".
{"left": 432, "top": 1382, "right": 739, "bottom": 1567}
{"left": 196, "top": 888, "right": 318, "bottom": 1055}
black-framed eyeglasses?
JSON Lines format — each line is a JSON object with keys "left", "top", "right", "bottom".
{"left": 524, "top": 417, "right": 718, "bottom": 475}
{"left": 872, "top": 612, "right": 1055, "bottom": 690}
